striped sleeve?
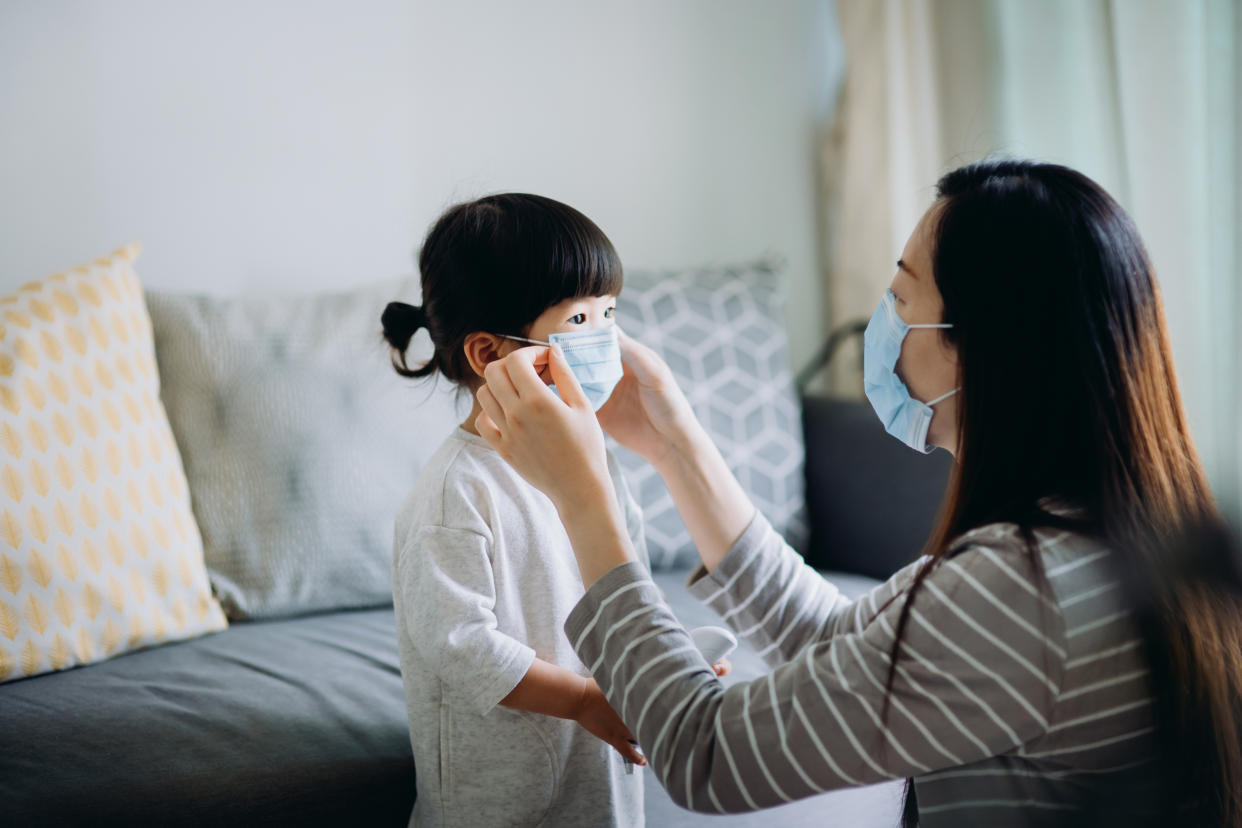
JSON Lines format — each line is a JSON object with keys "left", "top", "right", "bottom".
{"left": 684, "top": 513, "right": 908, "bottom": 666}
{"left": 564, "top": 522, "right": 1066, "bottom": 814}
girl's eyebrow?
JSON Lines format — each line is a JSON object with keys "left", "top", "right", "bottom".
{"left": 897, "top": 259, "right": 919, "bottom": 279}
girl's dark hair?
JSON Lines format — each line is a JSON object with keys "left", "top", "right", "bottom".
{"left": 382, "top": 193, "right": 623, "bottom": 383}
{"left": 882, "top": 159, "right": 1239, "bottom": 825}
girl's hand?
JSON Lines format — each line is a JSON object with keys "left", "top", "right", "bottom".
{"left": 595, "top": 328, "right": 702, "bottom": 470}
{"left": 573, "top": 678, "right": 647, "bottom": 766}
{"left": 476, "top": 344, "right": 612, "bottom": 510}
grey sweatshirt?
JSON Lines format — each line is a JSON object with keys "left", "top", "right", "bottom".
{"left": 393, "top": 427, "right": 648, "bottom": 828}
{"left": 566, "top": 511, "right": 1156, "bottom": 826}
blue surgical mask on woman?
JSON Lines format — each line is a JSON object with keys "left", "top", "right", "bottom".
{"left": 863, "top": 289, "right": 958, "bottom": 453}
{"left": 503, "top": 326, "right": 624, "bottom": 411}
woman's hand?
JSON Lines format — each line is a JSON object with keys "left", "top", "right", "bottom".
{"left": 476, "top": 344, "right": 636, "bottom": 585}
{"left": 595, "top": 328, "right": 702, "bottom": 471}
{"left": 476, "top": 345, "right": 611, "bottom": 509}
{"left": 573, "top": 678, "right": 647, "bottom": 766}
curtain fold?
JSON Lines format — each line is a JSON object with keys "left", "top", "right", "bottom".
{"left": 823, "top": 0, "right": 1241, "bottom": 520}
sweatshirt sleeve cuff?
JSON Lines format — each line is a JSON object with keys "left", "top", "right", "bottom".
{"left": 470, "top": 640, "right": 537, "bottom": 715}
{"left": 564, "top": 561, "right": 656, "bottom": 650}
{"left": 685, "top": 510, "right": 774, "bottom": 599}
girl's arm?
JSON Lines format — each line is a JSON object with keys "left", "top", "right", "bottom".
{"left": 396, "top": 523, "right": 643, "bottom": 763}
{"left": 501, "top": 659, "right": 646, "bottom": 766}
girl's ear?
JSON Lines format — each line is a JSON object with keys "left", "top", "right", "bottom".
{"left": 462, "top": 332, "right": 508, "bottom": 378}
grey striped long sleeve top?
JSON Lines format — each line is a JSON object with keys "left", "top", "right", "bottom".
{"left": 564, "top": 512, "right": 1156, "bottom": 826}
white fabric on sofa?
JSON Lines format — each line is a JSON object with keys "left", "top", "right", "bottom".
{"left": 615, "top": 259, "right": 808, "bottom": 569}
{"left": 146, "top": 278, "right": 462, "bottom": 620}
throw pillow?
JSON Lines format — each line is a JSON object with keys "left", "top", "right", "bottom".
{"left": 146, "top": 278, "right": 462, "bottom": 620}
{"left": 0, "top": 245, "right": 228, "bottom": 682}
{"left": 615, "top": 258, "right": 808, "bottom": 569}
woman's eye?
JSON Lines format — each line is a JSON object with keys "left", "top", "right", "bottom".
{"left": 569, "top": 313, "right": 587, "bottom": 325}
{"left": 604, "top": 307, "right": 615, "bottom": 319}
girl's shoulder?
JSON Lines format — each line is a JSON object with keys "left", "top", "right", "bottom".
{"left": 396, "top": 429, "right": 507, "bottom": 541}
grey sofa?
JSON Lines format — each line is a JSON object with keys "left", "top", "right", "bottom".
{"left": 1, "top": 264, "right": 951, "bottom": 827}
{"left": 0, "top": 402, "right": 915, "bottom": 827}
{"left": 1, "top": 569, "right": 902, "bottom": 827}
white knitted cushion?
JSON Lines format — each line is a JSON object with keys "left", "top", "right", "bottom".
{"left": 614, "top": 259, "right": 808, "bottom": 569}
{"left": 146, "top": 278, "right": 462, "bottom": 619}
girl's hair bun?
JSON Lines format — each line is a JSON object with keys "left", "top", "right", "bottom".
{"left": 382, "top": 301, "right": 426, "bottom": 351}
{"left": 382, "top": 301, "right": 438, "bottom": 378}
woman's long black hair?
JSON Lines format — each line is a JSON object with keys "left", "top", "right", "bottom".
{"left": 883, "top": 159, "right": 1240, "bottom": 825}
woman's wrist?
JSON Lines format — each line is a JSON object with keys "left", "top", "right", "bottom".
{"left": 553, "top": 470, "right": 637, "bottom": 587}
{"left": 651, "top": 420, "right": 755, "bottom": 572}
{"left": 652, "top": 416, "right": 712, "bottom": 479}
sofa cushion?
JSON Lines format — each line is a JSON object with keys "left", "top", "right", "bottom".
{"left": 0, "top": 245, "right": 227, "bottom": 683}
{"left": 0, "top": 569, "right": 901, "bottom": 828}
{"left": 0, "top": 606, "right": 414, "bottom": 826}
{"left": 615, "top": 259, "right": 808, "bottom": 569}
{"left": 146, "top": 278, "right": 462, "bottom": 620}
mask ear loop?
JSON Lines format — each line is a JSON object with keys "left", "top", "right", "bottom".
{"left": 500, "top": 334, "right": 550, "bottom": 346}
{"left": 905, "top": 321, "right": 957, "bottom": 407}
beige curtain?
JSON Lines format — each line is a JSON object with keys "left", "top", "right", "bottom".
{"left": 822, "top": 0, "right": 1241, "bottom": 520}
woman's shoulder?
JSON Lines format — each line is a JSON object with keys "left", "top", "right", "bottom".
{"left": 947, "top": 521, "right": 1112, "bottom": 575}
{"left": 931, "top": 521, "right": 1118, "bottom": 629}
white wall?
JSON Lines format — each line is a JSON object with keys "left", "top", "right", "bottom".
{"left": 0, "top": 0, "right": 842, "bottom": 369}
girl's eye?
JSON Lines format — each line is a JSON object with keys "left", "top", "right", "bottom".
{"left": 569, "top": 313, "right": 587, "bottom": 325}
{"left": 604, "top": 307, "right": 615, "bottom": 319}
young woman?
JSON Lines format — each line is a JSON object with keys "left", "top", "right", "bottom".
{"left": 473, "top": 160, "right": 1242, "bottom": 826}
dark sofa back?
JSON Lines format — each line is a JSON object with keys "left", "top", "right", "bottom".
{"left": 801, "top": 395, "right": 953, "bottom": 580}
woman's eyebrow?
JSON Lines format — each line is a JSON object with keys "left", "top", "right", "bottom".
{"left": 897, "top": 259, "right": 919, "bottom": 279}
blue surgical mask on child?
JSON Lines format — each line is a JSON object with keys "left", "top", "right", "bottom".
{"left": 502, "top": 326, "right": 624, "bottom": 411}
{"left": 863, "top": 289, "right": 958, "bottom": 454}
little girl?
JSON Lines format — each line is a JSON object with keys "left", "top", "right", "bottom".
{"left": 384, "top": 194, "right": 648, "bottom": 828}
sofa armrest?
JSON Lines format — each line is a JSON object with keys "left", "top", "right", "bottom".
{"left": 800, "top": 395, "right": 953, "bottom": 580}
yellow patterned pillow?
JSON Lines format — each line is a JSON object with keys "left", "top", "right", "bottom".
{"left": 0, "top": 244, "right": 226, "bottom": 682}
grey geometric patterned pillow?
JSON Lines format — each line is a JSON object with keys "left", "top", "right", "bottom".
{"left": 614, "top": 259, "right": 808, "bottom": 570}
{"left": 146, "top": 278, "right": 463, "bottom": 620}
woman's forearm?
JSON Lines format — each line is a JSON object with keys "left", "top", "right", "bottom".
{"left": 554, "top": 468, "right": 638, "bottom": 587}
{"left": 555, "top": 422, "right": 754, "bottom": 581}
{"left": 655, "top": 424, "right": 756, "bottom": 572}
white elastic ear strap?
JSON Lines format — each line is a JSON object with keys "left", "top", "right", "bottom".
{"left": 502, "top": 334, "right": 550, "bottom": 346}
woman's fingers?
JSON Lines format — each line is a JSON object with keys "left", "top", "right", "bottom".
{"left": 545, "top": 343, "right": 590, "bottom": 409}
{"left": 530, "top": 344, "right": 553, "bottom": 383}
{"left": 506, "top": 345, "right": 560, "bottom": 401}
{"left": 483, "top": 357, "right": 523, "bottom": 412}
{"left": 476, "top": 385, "right": 506, "bottom": 430}
{"left": 474, "top": 411, "right": 503, "bottom": 447}
{"left": 615, "top": 326, "right": 662, "bottom": 385}
{"left": 618, "top": 739, "right": 647, "bottom": 765}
